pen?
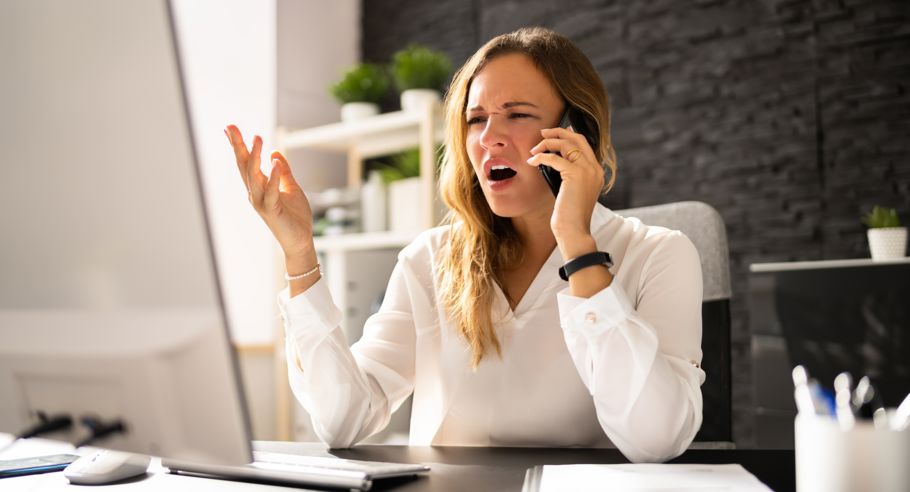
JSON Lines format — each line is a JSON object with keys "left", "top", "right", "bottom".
{"left": 792, "top": 366, "right": 832, "bottom": 416}
{"left": 872, "top": 408, "right": 889, "bottom": 430}
{"left": 852, "top": 376, "right": 885, "bottom": 421}
{"left": 792, "top": 366, "right": 817, "bottom": 415}
{"left": 894, "top": 392, "right": 910, "bottom": 431}
{"left": 833, "top": 372, "right": 855, "bottom": 430}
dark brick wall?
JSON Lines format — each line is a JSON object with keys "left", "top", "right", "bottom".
{"left": 362, "top": 0, "right": 910, "bottom": 446}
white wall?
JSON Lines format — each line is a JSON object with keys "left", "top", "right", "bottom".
{"left": 275, "top": 0, "right": 360, "bottom": 441}
{"left": 171, "top": 0, "right": 279, "bottom": 346}
{"left": 277, "top": 0, "right": 358, "bottom": 191}
{"left": 173, "top": 0, "right": 360, "bottom": 440}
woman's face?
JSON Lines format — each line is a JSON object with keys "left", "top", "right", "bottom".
{"left": 466, "top": 53, "right": 563, "bottom": 220}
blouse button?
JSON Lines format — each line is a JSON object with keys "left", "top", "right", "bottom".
{"left": 585, "top": 312, "right": 597, "bottom": 324}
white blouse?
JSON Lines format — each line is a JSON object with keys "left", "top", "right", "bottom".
{"left": 278, "top": 204, "right": 705, "bottom": 462}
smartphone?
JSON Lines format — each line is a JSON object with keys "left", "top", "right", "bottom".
{"left": 0, "top": 454, "right": 80, "bottom": 479}
{"left": 539, "top": 105, "right": 600, "bottom": 197}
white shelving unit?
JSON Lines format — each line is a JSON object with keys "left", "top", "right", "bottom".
{"left": 278, "top": 104, "right": 445, "bottom": 234}
{"left": 277, "top": 104, "right": 444, "bottom": 333}
{"left": 275, "top": 103, "right": 444, "bottom": 443}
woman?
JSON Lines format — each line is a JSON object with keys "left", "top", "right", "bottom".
{"left": 225, "top": 27, "right": 704, "bottom": 462}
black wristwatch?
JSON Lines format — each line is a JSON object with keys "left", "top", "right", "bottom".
{"left": 559, "top": 251, "right": 613, "bottom": 281}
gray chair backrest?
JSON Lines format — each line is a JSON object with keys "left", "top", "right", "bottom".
{"left": 615, "top": 201, "right": 731, "bottom": 302}
{"left": 614, "top": 201, "right": 733, "bottom": 444}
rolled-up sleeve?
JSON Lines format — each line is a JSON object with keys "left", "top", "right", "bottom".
{"left": 557, "top": 232, "right": 706, "bottom": 462}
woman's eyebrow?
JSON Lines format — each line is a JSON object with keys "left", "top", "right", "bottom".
{"left": 466, "top": 101, "right": 539, "bottom": 113}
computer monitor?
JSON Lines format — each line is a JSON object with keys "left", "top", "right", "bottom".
{"left": 0, "top": 0, "right": 252, "bottom": 465}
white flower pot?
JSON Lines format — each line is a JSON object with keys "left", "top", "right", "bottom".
{"left": 388, "top": 177, "right": 423, "bottom": 233}
{"left": 868, "top": 227, "right": 907, "bottom": 260}
{"left": 360, "top": 171, "right": 387, "bottom": 233}
{"left": 340, "top": 102, "right": 379, "bottom": 122}
{"left": 399, "top": 89, "right": 440, "bottom": 112}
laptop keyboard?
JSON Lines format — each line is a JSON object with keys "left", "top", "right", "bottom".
{"left": 251, "top": 451, "right": 427, "bottom": 477}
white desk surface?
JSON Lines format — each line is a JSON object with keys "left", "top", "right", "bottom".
{"left": 0, "top": 435, "right": 298, "bottom": 491}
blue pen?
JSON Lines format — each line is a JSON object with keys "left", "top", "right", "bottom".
{"left": 792, "top": 366, "right": 832, "bottom": 416}
{"left": 807, "top": 378, "right": 834, "bottom": 416}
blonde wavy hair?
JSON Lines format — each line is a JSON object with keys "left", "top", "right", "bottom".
{"left": 438, "top": 27, "right": 617, "bottom": 368}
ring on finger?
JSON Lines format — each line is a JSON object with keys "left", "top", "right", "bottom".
{"left": 565, "top": 148, "right": 582, "bottom": 163}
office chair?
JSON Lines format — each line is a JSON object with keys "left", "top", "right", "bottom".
{"left": 614, "top": 201, "right": 733, "bottom": 446}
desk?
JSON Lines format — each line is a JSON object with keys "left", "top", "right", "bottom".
{"left": 1, "top": 438, "right": 795, "bottom": 491}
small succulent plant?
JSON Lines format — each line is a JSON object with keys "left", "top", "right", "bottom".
{"left": 861, "top": 206, "right": 902, "bottom": 229}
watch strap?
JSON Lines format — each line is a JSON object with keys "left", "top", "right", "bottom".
{"left": 559, "top": 251, "right": 613, "bottom": 281}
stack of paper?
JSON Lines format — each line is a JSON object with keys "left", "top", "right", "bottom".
{"left": 522, "top": 464, "right": 773, "bottom": 491}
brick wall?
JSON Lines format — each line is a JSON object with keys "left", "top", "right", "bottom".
{"left": 362, "top": 0, "right": 910, "bottom": 446}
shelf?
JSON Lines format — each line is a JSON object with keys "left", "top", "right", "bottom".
{"left": 278, "top": 108, "right": 444, "bottom": 159}
{"left": 750, "top": 257, "right": 910, "bottom": 272}
{"left": 313, "top": 230, "right": 421, "bottom": 253}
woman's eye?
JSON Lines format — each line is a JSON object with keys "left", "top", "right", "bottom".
{"left": 467, "top": 116, "right": 486, "bottom": 125}
{"left": 509, "top": 113, "right": 532, "bottom": 119}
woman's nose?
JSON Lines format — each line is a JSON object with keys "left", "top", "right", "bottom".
{"left": 479, "top": 115, "right": 507, "bottom": 150}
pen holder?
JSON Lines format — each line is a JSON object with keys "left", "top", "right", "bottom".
{"left": 795, "top": 414, "right": 910, "bottom": 492}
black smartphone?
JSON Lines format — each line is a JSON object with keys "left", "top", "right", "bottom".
{"left": 539, "top": 105, "right": 600, "bottom": 197}
{"left": 0, "top": 454, "right": 80, "bottom": 479}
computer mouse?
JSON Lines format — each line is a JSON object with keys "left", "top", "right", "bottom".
{"left": 63, "top": 450, "right": 150, "bottom": 485}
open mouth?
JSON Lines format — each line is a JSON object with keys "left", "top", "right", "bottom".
{"left": 489, "top": 165, "right": 517, "bottom": 181}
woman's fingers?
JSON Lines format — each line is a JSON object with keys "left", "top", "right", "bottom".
{"left": 270, "top": 151, "right": 301, "bottom": 193}
{"left": 246, "top": 136, "right": 267, "bottom": 206}
{"left": 527, "top": 140, "right": 604, "bottom": 185}
{"left": 529, "top": 137, "right": 581, "bottom": 159}
{"left": 539, "top": 127, "right": 596, "bottom": 161}
{"left": 225, "top": 125, "right": 252, "bottom": 190}
{"left": 262, "top": 159, "right": 281, "bottom": 213}
{"left": 225, "top": 125, "right": 250, "bottom": 168}
{"left": 541, "top": 126, "right": 587, "bottom": 146}
{"left": 526, "top": 151, "right": 572, "bottom": 172}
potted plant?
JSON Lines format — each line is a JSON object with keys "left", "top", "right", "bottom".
{"left": 862, "top": 206, "right": 907, "bottom": 260}
{"left": 329, "top": 63, "right": 390, "bottom": 122}
{"left": 379, "top": 148, "right": 422, "bottom": 232}
{"left": 390, "top": 44, "right": 452, "bottom": 112}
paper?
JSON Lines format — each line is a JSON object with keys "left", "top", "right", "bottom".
{"left": 523, "top": 463, "right": 773, "bottom": 492}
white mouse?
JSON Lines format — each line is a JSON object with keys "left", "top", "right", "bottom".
{"left": 63, "top": 450, "right": 150, "bottom": 485}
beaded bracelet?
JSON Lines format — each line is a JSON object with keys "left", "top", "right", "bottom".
{"left": 284, "top": 263, "right": 321, "bottom": 281}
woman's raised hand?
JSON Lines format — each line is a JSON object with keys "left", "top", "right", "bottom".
{"left": 225, "top": 125, "right": 319, "bottom": 286}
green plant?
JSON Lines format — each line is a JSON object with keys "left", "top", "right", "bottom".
{"left": 376, "top": 146, "right": 444, "bottom": 184}
{"left": 378, "top": 149, "right": 421, "bottom": 184}
{"left": 390, "top": 44, "right": 452, "bottom": 92}
{"left": 329, "top": 63, "right": 390, "bottom": 104}
{"left": 862, "top": 206, "right": 902, "bottom": 228}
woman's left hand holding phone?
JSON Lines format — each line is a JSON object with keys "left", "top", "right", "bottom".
{"left": 224, "top": 125, "right": 320, "bottom": 296}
